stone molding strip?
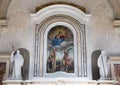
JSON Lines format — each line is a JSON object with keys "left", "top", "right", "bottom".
{"left": 3, "top": 80, "right": 118, "bottom": 85}
{"left": 0, "top": 19, "right": 7, "bottom": 26}
{"left": 113, "top": 20, "right": 120, "bottom": 28}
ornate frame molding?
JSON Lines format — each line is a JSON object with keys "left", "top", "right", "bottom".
{"left": 30, "top": 4, "right": 91, "bottom": 78}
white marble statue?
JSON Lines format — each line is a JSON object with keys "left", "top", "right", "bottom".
{"left": 10, "top": 50, "right": 24, "bottom": 80}
{"left": 97, "top": 51, "right": 110, "bottom": 80}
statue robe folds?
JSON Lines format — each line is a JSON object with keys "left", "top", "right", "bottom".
{"left": 97, "top": 51, "right": 110, "bottom": 80}
{"left": 10, "top": 50, "right": 24, "bottom": 80}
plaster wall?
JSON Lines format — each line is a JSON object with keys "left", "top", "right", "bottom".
{"left": 0, "top": 0, "right": 120, "bottom": 79}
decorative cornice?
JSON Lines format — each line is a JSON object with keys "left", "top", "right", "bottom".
{"left": 3, "top": 80, "right": 118, "bottom": 85}
{"left": 113, "top": 20, "right": 120, "bottom": 29}
{"left": 35, "top": 2, "right": 86, "bottom": 13}
{"left": 0, "top": 55, "right": 10, "bottom": 59}
{"left": 31, "top": 4, "right": 91, "bottom": 24}
{"left": 0, "top": 19, "right": 7, "bottom": 26}
{"left": 0, "top": 19, "right": 7, "bottom": 36}
{"left": 109, "top": 56, "right": 120, "bottom": 61}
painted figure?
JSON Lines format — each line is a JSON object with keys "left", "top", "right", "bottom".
{"left": 63, "top": 50, "right": 73, "bottom": 72}
{"left": 52, "top": 35, "right": 64, "bottom": 46}
{"left": 47, "top": 49, "right": 56, "bottom": 72}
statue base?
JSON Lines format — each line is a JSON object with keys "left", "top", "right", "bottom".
{"left": 2, "top": 78, "right": 118, "bottom": 85}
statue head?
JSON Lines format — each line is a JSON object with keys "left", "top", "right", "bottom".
{"left": 101, "top": 50, "right": 107, "bottom": 55}
{"left": 16, "top": 50, "right": 20, "bottom": 54}
{"left": 101, "top": 50, "right": 109, "bottom": 60}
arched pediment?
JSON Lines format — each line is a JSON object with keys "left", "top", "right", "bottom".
{"left": 30, "top": 4, "right": 91, "bottom": 24}
{"left": 35, "top": 2, "right": 86, "bottom": 12}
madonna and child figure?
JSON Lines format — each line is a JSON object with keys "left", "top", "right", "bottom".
{"left": 10, "top": 50, "right": 24, "bottom": 80}
{"left": 97, "top": 51, "right": 111, "bottom": 80}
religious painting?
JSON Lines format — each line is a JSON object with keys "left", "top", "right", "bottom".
{"left": 114, "top": 64, "right": 120, "bottom": 83}
{"left": 47, "top": 25, "right": 74, "bottom": 73}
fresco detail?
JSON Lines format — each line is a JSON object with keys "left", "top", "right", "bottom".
{"left": 47, "top": 25, "right": 74, "bottom": 73}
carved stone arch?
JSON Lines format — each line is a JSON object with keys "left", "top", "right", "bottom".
{"left": 30, "top": 4, "right": 91, "bottom": 78}
{"left": 35, "top": 15, "right": 86, "bottom": 77}
{"left": 91, "top": 50, "right": 101, "bottom": 80}
{"left": 17, "top": 48, "right": 30, "bottom": 80}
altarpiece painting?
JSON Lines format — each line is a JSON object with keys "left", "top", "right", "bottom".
{"left": 47, "top": 25, "right": 74, "bottom": 73}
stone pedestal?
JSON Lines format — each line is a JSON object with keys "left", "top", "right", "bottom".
{"left": 24, "top": 77, "right": 97, "bottom": 85}
{"left": 2, "top": 80, "right": 24, "bottom": 85}
{"left": 2, "top": 78, "right": 118, "bottom": 85}
{"left": 97, "top": 80, "right": 118, "bottom": 85}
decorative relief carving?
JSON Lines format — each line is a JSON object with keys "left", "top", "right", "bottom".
{"left": 55, "top": 80, "right": 65, "bottom": 85}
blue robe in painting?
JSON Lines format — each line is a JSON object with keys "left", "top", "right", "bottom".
{"left": 52, "top": 37, "right": 64, "bottom": 46}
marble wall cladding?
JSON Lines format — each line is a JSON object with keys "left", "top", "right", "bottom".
{"left": 0, "top": 0, "right": 120, "bottom": 79}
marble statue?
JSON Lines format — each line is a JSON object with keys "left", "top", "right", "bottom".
{"left": 10, "top": 50, "right": 24, "bottom": 80}
{"left": 97, "top": 51, "right": 110, "bottom": 80}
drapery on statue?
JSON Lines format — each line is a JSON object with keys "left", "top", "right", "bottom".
{"left": 97, "top": 50, "right": 110, "bottom": 80}
{"left": 10, "top": 48, "right": 24, "bottom": 80}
